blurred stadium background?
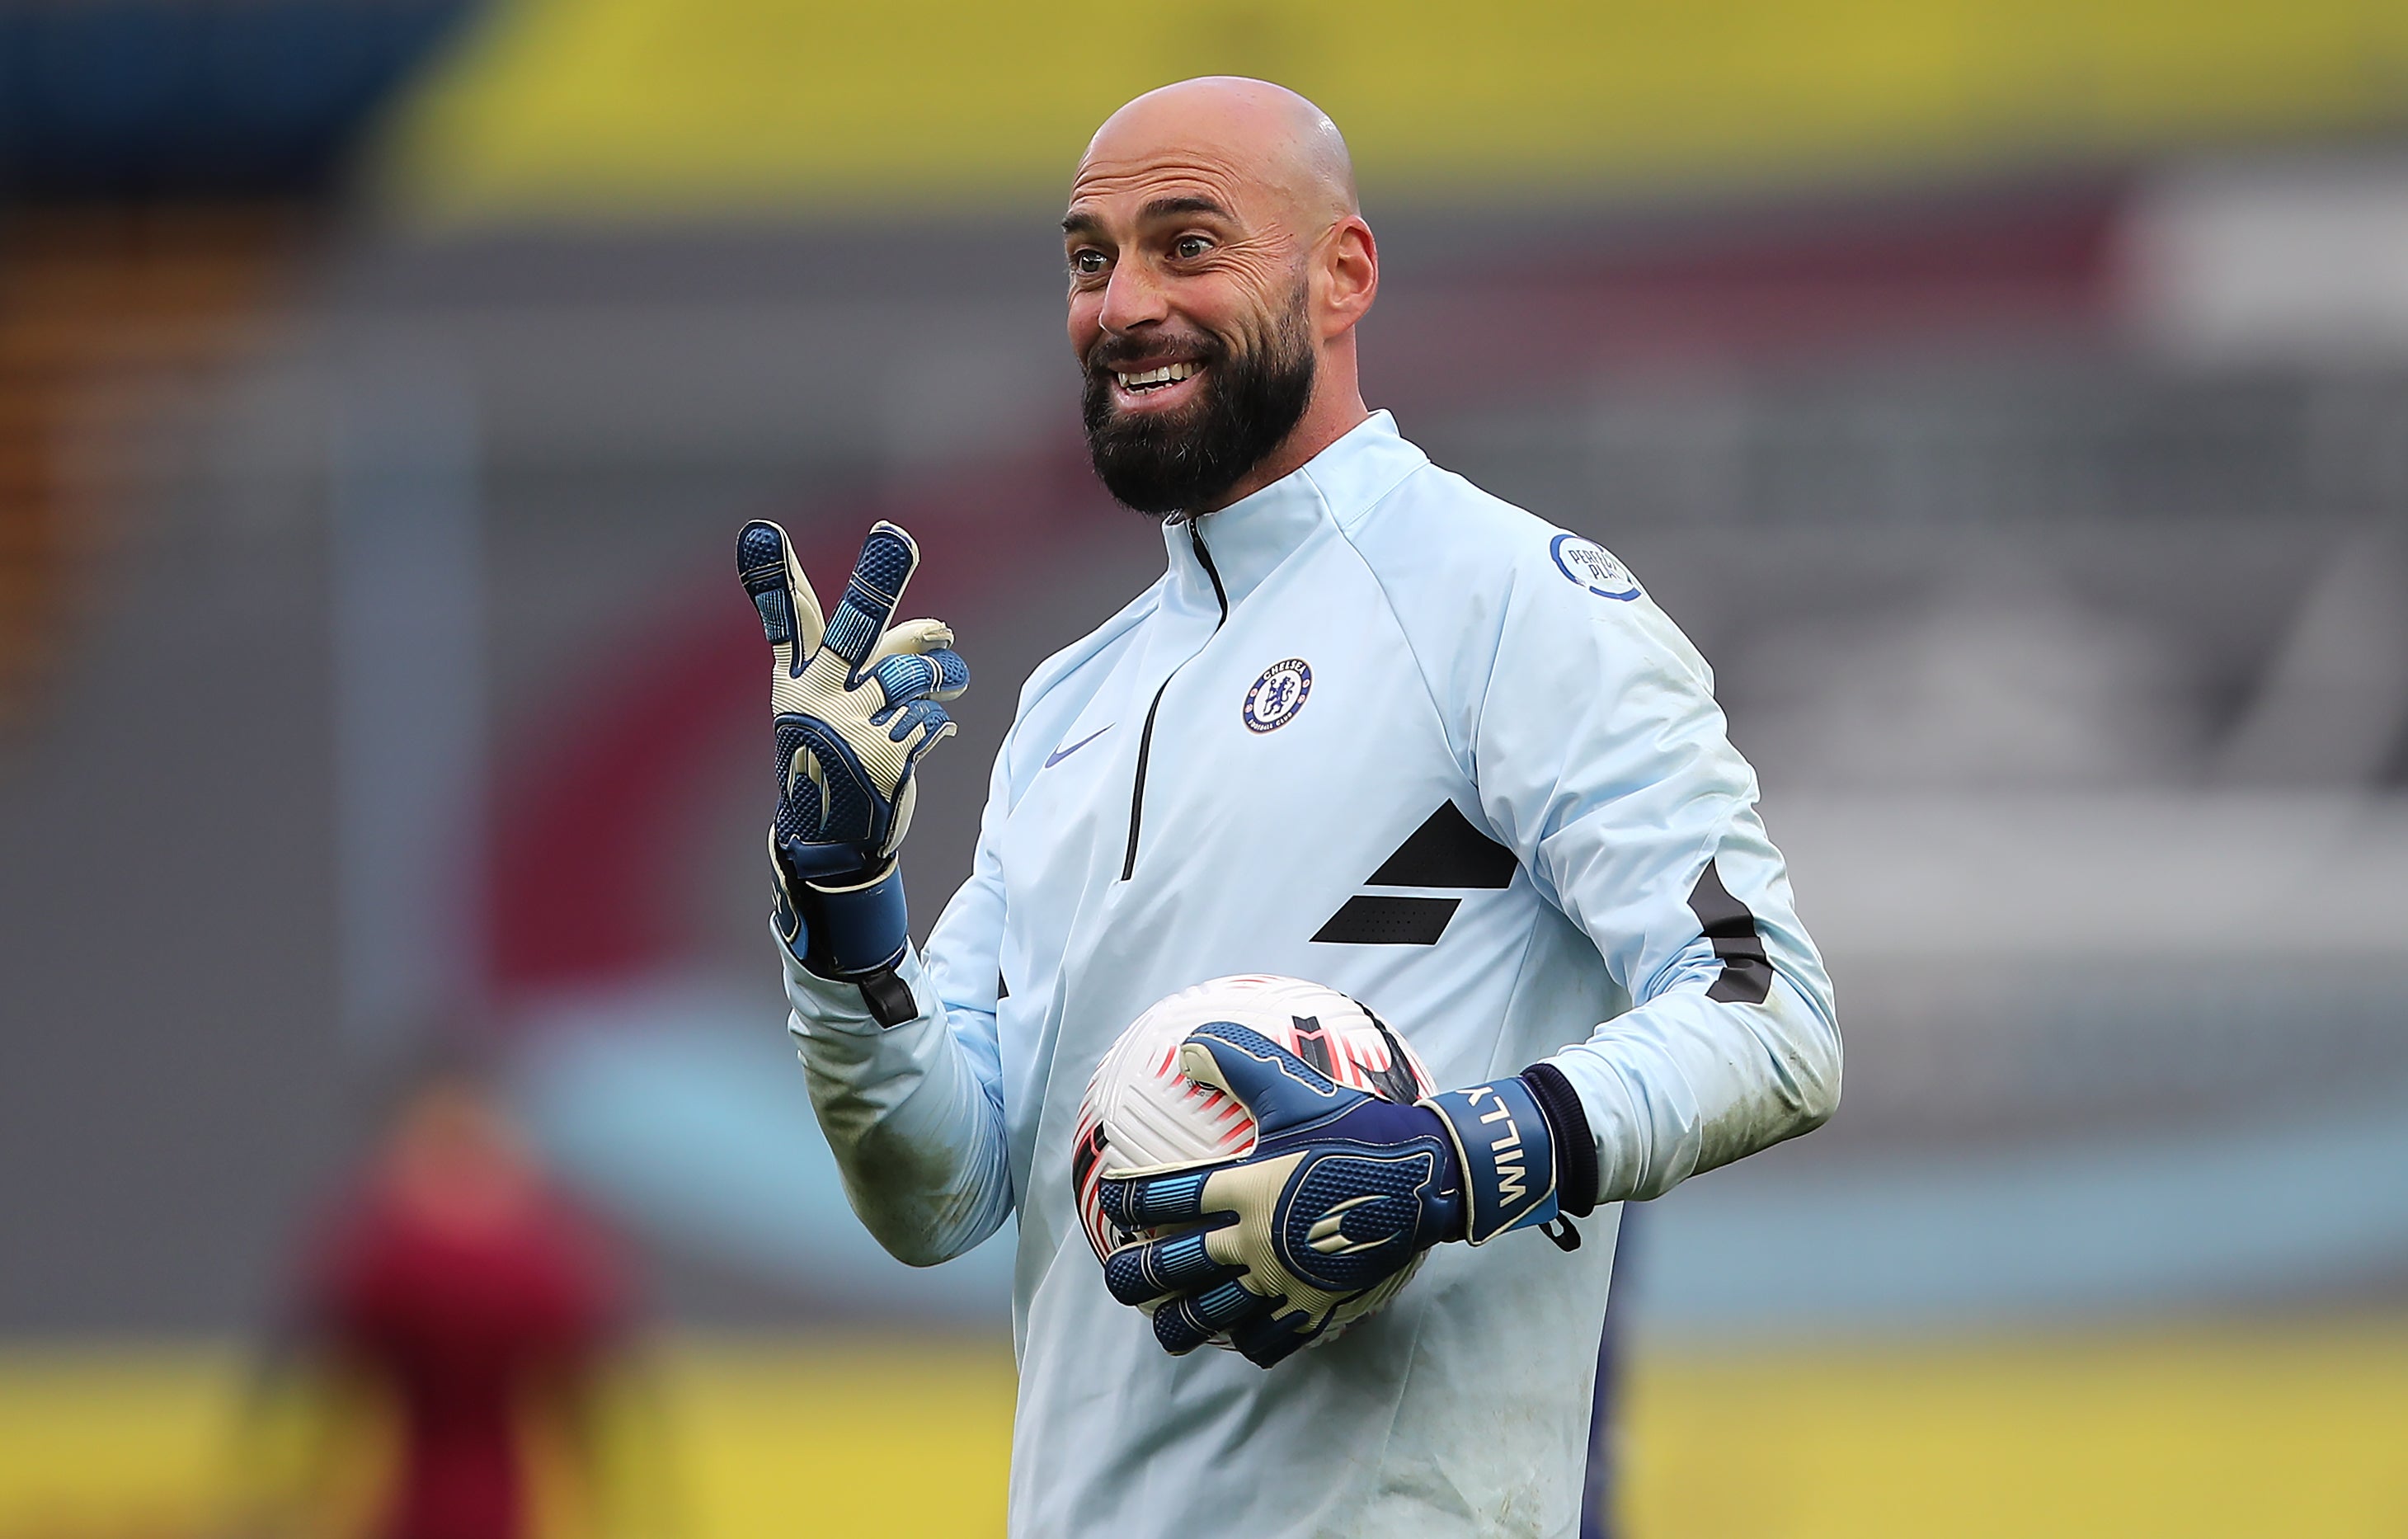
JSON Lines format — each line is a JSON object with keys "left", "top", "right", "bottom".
{"left": 6, "top": 0, "right": 2408, "bottom": 1533}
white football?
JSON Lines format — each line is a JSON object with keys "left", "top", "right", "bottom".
{"left": 1071, "top": 975, "right": 1437, "bottom": 1348}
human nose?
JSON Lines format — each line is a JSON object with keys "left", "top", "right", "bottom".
{"left": 1097, "top": 255, "right": 1169, "bottom": 336}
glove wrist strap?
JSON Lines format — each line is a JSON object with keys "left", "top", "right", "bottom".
{"left": 854, "top": 966, "right": 918, "bottom": 1028}
{"left": 798, "top": 859, "right": 908, "bottom": 979}
{"left": 774, "top": 843, "right": 911, "bottom": 989}
{"left": 1421, "top": 1076, "right": 1560, "bottom": 1245}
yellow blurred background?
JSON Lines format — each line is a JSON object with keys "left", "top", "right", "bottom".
{"left": 380, "top": 0, "right": 2408, "bottom": 215}
{"left": 9, "top": 1323, "right": 2408, "bottom": 1537}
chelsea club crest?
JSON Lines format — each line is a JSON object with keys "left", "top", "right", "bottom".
{"left": 1243, "top": 658, "right": 1312, "bottom": 733}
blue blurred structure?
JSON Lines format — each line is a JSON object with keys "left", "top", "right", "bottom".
{"left": 0, "top": 0, "right": 476, "bottom": 200}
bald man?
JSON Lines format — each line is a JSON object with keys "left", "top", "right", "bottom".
{"left": 746, "top": 78, "right": 1840, "bottom": 1539}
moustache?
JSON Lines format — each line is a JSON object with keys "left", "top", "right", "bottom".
{"left": 1084, "top": 331, "right": 1230, "bottom": 379}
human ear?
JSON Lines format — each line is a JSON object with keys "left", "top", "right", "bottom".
{"left": 1315, "top": 218, "right": 1378, "bottom": 337}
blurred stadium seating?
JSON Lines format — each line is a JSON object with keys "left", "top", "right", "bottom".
{"left": 4, "top": 1, "right": 2407, "bottom": 1534}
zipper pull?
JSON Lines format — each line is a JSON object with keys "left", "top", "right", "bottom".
{"left": 1188, "top": 520, "right": 1227, "bottom": 617}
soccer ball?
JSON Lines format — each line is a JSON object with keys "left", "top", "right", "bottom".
{"left": 1071, "top": 975, "right": 1437, "bottom": 1348}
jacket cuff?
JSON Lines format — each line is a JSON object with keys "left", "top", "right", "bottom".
{"left": 1519, "top": 1061, "right": 1599, "bottom": 1218}
{"left": 781, "top": 937, "right": 932, "bottom": 1036}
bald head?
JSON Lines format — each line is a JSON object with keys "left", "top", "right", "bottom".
{"left": 1064, "top": 78, "right": 1378, "bottom": 516}
{"left": 1080, "top": 77, "right": 1357, "bottom": 228}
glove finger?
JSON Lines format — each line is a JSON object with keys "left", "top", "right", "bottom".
{"left": 868, "top": 652, "right": 940, "bottom": 711}
{"left": 1102, "top": 1226, "right": 1242, "bottom": 1307}
{"left": 1150, "top": 1280, "right": 1270, "bottom": 1356}
{"left": 920, "top": 647, "right": 969, "bottom": 702}
{"left": 816, "top": 521, "right": 920, "bottom": 676}
{"left": 1178, "top": 1020, "right": 1355, "bottom": 1137}
{"left": 1098, "top": 1166, "right": 1216, "bottom": 1231}
{"left": 1188, "top": 1278, "right": 1274, "bottom": 1333}
{"left": 865, "top": 702, "right": 956, "bottom": 777}
{"left": 868, "top": 697, "right": 939, "bottom": 743}
{"left": 1150, "top": 1296, "right": 1218, "bottom": 1356}
{"left": 868, "top": 651, "right": 968, "bottom": 711}
{"left": 870, "top": 618, "right": 954, "bottom": 660}
{"left": 736, "top": 520, "right": 825, "bottom": 678}
{"left": 896, "top": 699, "right": 956, "bottom": 751}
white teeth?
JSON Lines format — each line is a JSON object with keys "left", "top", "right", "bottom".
{"left": 1115, "top": 361, "right": 1199, "bottom": 389}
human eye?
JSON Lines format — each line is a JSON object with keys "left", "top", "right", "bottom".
{"left": 1069, "top": 248, "right": 1108, "bottom": 278}
{"left": 1173, "top": 233, "right": 1213, "bottom": 261}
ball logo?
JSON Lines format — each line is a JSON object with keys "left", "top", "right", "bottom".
{"left": 1550, "top": 534, "right": 1642, "bottom": 600}
{"left": 1243, "top": 658, "right": 1313, "bottom": 733}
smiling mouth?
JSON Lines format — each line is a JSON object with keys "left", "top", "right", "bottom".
{"left": 1113, "top": 360, "right": 1202, "bottom": 395}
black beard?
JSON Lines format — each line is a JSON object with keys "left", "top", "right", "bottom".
{"left": 1080, "top": 294, "right": 1317, "bottom": 517}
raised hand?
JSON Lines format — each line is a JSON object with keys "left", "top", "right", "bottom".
{"left": 737, "top": 518, "right": 966, "bottom": 1000}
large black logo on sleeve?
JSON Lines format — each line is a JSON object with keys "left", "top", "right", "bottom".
{"left": 1687, "top": 861, "right": 1772, "bottom": 1004}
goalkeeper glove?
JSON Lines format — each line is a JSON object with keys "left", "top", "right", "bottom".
{"left": 1096, "top": 1020, "right": 1596, "bottom": 1367}
{"left": 736, "top": 518, "right": 966, "bottom": 1023}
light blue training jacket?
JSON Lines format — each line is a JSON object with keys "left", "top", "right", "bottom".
{"left": 782, "top": 410, "right": 1841, "bottom": 1539}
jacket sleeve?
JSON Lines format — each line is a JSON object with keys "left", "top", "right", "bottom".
{"left": 1472, "top": 544, "right": 1841, "bottom": 1205}
{"left": 783, "top": 741, "right": 1016, "bottom": 1266}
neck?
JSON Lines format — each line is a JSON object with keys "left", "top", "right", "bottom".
{"left": 1190, "top": 374, "right": 1371, "bottom": 516}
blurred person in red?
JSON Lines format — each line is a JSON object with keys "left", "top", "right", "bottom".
{"left": 248, "top": 1067, "right": 645, "bottom": 1539}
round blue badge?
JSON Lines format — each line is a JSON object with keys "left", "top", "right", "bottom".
{"left": 1244, "top": 659, "right": 1312, "bottom": 732}
{"left": 1550, "top": 534, "right": 1643, "bottom": 600}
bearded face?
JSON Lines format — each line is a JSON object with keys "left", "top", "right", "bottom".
{"left": 1080, "top": 276, "right": 1317, "bottom": 517}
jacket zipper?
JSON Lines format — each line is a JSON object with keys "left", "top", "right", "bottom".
{"left": 1121, "top": 520, "right": 1228, "bottom": 881}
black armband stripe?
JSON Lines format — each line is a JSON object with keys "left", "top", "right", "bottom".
{"left": 1687, "top": 859, "right": 1773, "bottom": 1005}
{"left": 1519, "top": 1061, "right": 1598, "bottom": 1218}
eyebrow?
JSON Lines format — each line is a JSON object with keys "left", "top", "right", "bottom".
{"left": 1061, "top": 195, "right": 1235, "bottom": 237}
{"left": 1140, "top": 195, "right": 1231, "bottom": 221}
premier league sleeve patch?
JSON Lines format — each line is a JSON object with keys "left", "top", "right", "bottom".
{"left": 1243, "top": 658, "right": 1312, "bottom": 732}
{"left": 1550, "top": 534, "right": 1643, "bottom": 600}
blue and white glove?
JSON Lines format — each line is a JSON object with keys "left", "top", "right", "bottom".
{"left": 1096, "top": 1021, "right": 1592, "bottom": 1367}
{"left": 737, "top": 518, "right": 966, "bottom": 1023}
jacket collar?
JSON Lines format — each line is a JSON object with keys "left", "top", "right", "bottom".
{"left": 1160, "top": 410, "right": 1427, "bottom": 611}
